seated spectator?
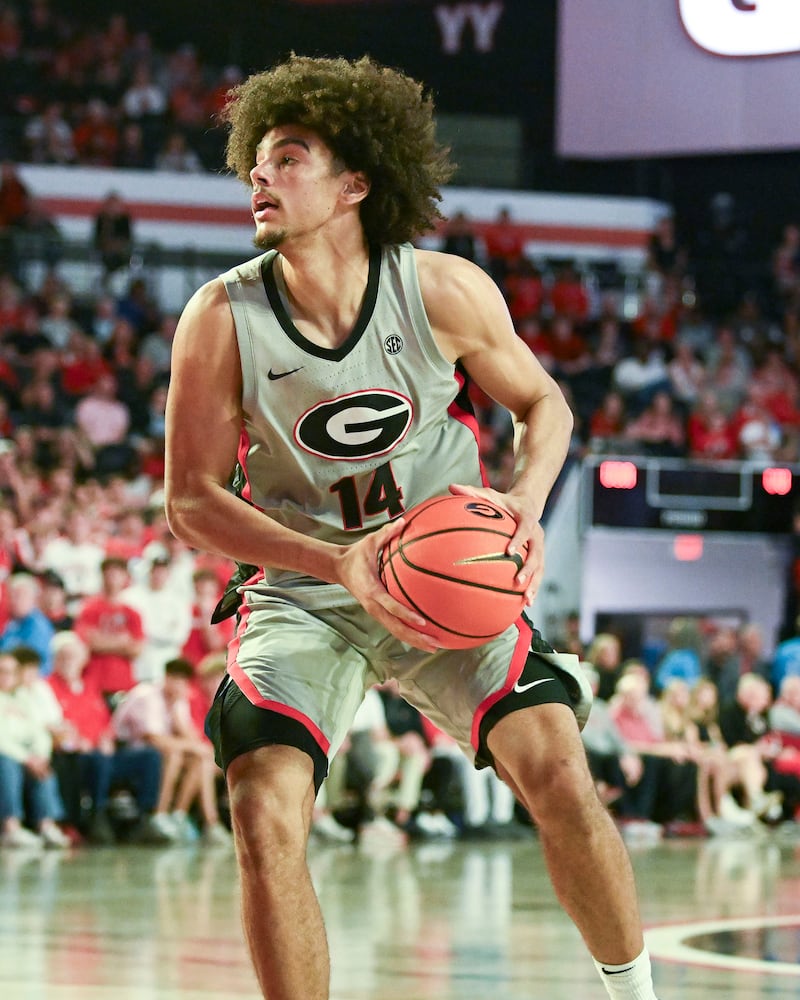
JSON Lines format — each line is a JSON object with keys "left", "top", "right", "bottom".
{"left": 482, "top": 206, "right": 526, "bottom": 286}
{"left": 409, "top": 714, "right": 487, "bottom": 838}
{"left": 771, "top": 222, "right": 800, "bottom": 307}
{"left": 360, "top": 679, "right": 436, "bottom": 840}
{"left": 312, "top": 685, "right": 388, "bottom": 844}
{"left": 111, "top": 657, "right": 230, "bottom": 845}
{"left": 23, "top": 101, "right": 75, "bottom": 165}
{"left": 181, "top": 568, "right": 233, "bottom": 668}
{"left": 92, "top": 191, "right": 133, "bottom": 281}
{"left": 37, "top": 569, "right": 73, "bottom": 631}
{"left": 115, "top": 121, "right": 150, "bottom": 170}
{"left": 653, "top": 617, "right": 703, "bottom": 692}
{"left": 667, "top": 341, "right": 706, "bottom": 413}
{"left": 718, "top": 673, "right": 800, "bottom": 823}
{"left": 120, "top": 61, "right": 167, "bottom": 122}
{"left": 516, "top": 315, "right": 553, "bottom": 370}
{"left": 579, "top": 663, "right": 645, "bottom": 815}
{"left": 609, "top": 667, "right": 698, "bottom": 830}
{"left": 0, "top": 572, "right": 55, "bottom": 674}
{"left": 750, "top": 347, "right": 800, "bottom": 430}
{"left": 440, "top": 210, "right": 477, "bottom": 262}
{"left": 585, "top": 631, "right": 623, "bottom": 702}
{"left": 623, "top": 390, "right": 686, "bottom": 457}
{"left": 74, "top": 372, "right": 136, "bottom": 477}
{"left": 611, "top": 338, "right": 671, "bottom": 416}
{"left": 506, "top": 257, "right": 545, "bottom": 323}
{"left": 588, "top": 390, "right": 627, "bottom": 446}
{"left": 47, "top": 630, "right": 167, "bottom": 844}
{"left": 41, "top": 505, "right": 104, "bottom": 605}
{"left": 121, "top": 554, "right": 192, "bottom": 683}
{"left": 705, "top": 325, "right": 751, "bottom": 415}
{"left": 770, "top": 674, "right": 800, "bottom": 739}
{"left": 138, "top": 313, "right": 178, "bottom": 378}
{"left": 59, "top": 330, "right": 113, "bottom": 399}
{"left": 545, "top": 314, "right": 592, "bottom": 384}
{"left": 72, "top": 98, "right": 119, "bottom": 167}
{"left": 646, "top": 214, "right": 687, "bottom": 285}
{"left": 687, "top": 389, "right": 737, "bottom": 460}
{"left": 686, "top": 678, "right": 751, "bottom": 833}
{"left": 548, "top": 262, "right": 589, "bottom": 323}
{"left": 630, "top": 294, "right": 677, "bottom": 346}
{"left": 731, "top": 385, "right": 783, "bottom": 462}
{"left": 0, "top": 161, "right": 32, "bottom": 232}
{"left": 39, "top": 290, "right": 81, "bottom": 352}
{"left": 74, "top": 556, "right": 143, "bottom": 705}
{"left": 0, "top": 650, "right": 69, "bottom": 847}
{"left": 154, "top": 131, "right": 204, "bottom": 173}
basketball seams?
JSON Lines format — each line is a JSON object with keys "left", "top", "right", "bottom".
{"left": 389, "top": 545, "right": 524, "bottom": 597}
{"left": 376, "top": 494, "right": 527, "bottom": 648}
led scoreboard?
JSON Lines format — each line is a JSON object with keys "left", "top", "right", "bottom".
{"left": 585, "top": 458, "right": 798, "bottom": 534}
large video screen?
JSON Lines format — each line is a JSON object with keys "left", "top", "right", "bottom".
{"left": 556, "top": 0, "right": 800, "bottom": 158}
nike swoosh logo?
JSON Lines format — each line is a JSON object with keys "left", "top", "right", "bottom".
{"left": 601, "top": 966, "right": 635, "bottom": 976}
{"left": 455, "top": 552, "right": 524, "bottom": 571}
{"left": 513, "top": 677, "right": 555, "bottom": 695}
{"left": 267, "top": 367, "right": 304, "bottom": 380}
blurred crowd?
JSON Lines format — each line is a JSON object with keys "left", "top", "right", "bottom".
{"left": 0, "top": 0, "right": 799, "bottom": 854}
{"left": 444, "top": 209, "right": 800, "bottom": 479}
{"left": 0, "top": 1, "right": 235, "bottom": 171}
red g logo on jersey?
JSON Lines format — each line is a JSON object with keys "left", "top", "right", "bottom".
{"left": 294, "top": 389, "right": 414, "bottom": 460}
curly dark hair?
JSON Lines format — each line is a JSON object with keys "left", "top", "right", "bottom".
{"left": 222, "top": 54, "right": 456, "bottom": 246}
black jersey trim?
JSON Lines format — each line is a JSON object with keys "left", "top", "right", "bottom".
{"left": 261, "top": 247, "right": 382, "bottom": 362}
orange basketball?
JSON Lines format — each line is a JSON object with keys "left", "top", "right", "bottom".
{"left": 377, "top": 494, "right": 529, "bottom": 649}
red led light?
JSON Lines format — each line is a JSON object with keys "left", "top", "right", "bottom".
{"left": 599, "top": 461, "right": 638, "bottom": 490}
{"left": 762, "top": 467, "right": 792, "bottom": 496}
{"left": 674, "top": 535, "right": 703, "bottom": 561}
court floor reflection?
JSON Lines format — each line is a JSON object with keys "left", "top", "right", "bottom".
{"left": 0, "top": 827, "right": 799, "bottom": 999}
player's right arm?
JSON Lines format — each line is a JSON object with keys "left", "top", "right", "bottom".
{"left": 164, "top": 279, "right": 439, "bottom": 650}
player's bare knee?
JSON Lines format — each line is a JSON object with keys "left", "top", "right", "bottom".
{"left": 518, "top": 753, "right": 599, "bottom": 830}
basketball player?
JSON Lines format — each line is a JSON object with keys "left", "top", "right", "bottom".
{"left": 164, "top": 55, "right": 663, "bottom": 1000}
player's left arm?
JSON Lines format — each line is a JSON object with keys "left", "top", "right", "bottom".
{"left": 416, "top": 249, "right": 574, "bottom": 601}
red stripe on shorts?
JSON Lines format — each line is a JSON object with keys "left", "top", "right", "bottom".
{"left": 227, "top": 601, "right": 332, "bottom": 755}
{"left": 470, "top": 616, "right": 532, "bottom": 752}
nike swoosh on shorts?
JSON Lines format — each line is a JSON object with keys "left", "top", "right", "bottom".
{"left": 513, "top": 677, "right": 556, "bottom": 695}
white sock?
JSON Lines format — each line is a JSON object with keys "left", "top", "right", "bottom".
{"left": 593, "top": 947, "right": 658, "bottom": 999}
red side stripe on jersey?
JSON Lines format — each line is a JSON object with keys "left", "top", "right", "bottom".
{"left": 448, "top": 365, "right": 490, "bottom": 487}
{"left": 236, "top": 427, "right": 256, "bottom": 506}
{"left": 226, "top": 599, "right": 332, "bottom": 755}
{"left": 470, "top": 616, "right": 532, "bottom": 752}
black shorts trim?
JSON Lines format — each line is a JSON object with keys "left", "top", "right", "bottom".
{"left": 475, "top": 651, "right": 573, "bottom": 771}
{"left": 205, "top": 675, "right": 329, "bottom": 793}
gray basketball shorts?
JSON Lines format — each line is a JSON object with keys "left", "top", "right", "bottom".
{"left": 207, "top": 592, "right": 592, "bottom": 788}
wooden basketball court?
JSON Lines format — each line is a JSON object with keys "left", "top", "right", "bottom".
{"left": 1, "top": 828, "right": 799, "bottom": 999}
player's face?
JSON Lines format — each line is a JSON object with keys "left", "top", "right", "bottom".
{"left": 249, "top": 124, "right": 353, "bottom": 250}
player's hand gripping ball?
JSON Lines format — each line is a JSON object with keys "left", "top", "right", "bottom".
{"left": 378, "top": 494, "right": 529, "bottom": 648}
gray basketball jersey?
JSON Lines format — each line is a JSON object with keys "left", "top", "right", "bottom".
{"left": 220, "top": 243, "right": 485, "bottom": 605}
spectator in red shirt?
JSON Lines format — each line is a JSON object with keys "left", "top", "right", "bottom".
{"left": 72, "top": 99, "right": 119, "bottom": 167}
{"left": 74, "top": 556, "right": 143, "bottom": 705}
{"left": 0, "top": 161, "right": 31, "bottom": 230}
{"left": 589, "top": 390, "right": 627, "bottom": 444}
{"left": 687, "top": 389, "right": 735, "bottom": 459}
{"left": 482, "top": 206, "right": 526, "bottom": 286}
{"left": 48, "top": 630, "right": 166, "bottom": 843}
{"left": 188, "top": 649, "right": 227, "bottom": 739}
{"left": 506, "top": 258, "right": 545, "bottom": 323}
{"left": 181, "top": 567, "right": 233, "bottom": 668}
{"left": 549, "top": 263, "right": 589, "bottom": 323}
{"left": 546, "top": 314, "right": 592, "bottom": 380}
